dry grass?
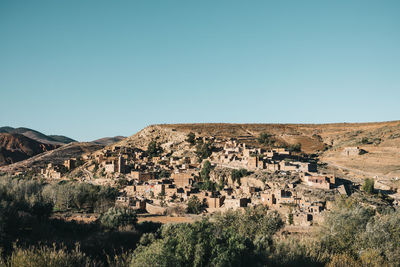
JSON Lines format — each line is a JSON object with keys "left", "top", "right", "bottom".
{"left": 137, "top": 214, "right": 197, "bottom": 224}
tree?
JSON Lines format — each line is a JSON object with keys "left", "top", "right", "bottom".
{"left": 288, "top": 143, "right": 302, "bottom": 152}
{"left": 57, "top": 183, "right": 74, "bottom": 210}
{"left": 199, "top": 160, "right": 216, "bottom": 191}
{"left": 72, "top": 183, "right": 94, "bottom": 210}
{"left": 257, "top": 132, "right": 275, "bottom": 147}
{"left": 100, "top": 207, "right": 137, "bottom": 230}
{"left": 358, "top": 209, "right": 400, "bottom": 265}
{"left": 158, "top": 170, "right": 170, "bottom": 178}
{"left": 200, "top": 160, "right": 211, "bottom": 181}
{"left": 117, "top": 178, "right": 129, "bottom": 188}
{"left": 95, "top": 186, "right": 119, "bottom": 213}
{"left": 362, "top": 178, "right": 374, "bottom": 194}
{"left": 195, "top": 141, "right": 213, "bottom": 162}
{"left": 200, "top": 180, "right": 216, "bottom": 192}
{"left": 288, "top": 213, "right": 294, "bottom": 225}
{"left": 318, "top": 197, "right": 375, "bottom": 255}
{"left": 213, "top": 206, "right": 284, "bottom": 242}
{"left": 187, "top": 195, "right": 202, "bottom": 214}
{"left": 186, "top": 132, "right": 196, "bottom": 146}
{"left": 132, "top": 207, "right": 285, "bottom": 267}
{"left": 231, "top": 168, "right": 248, "bottom": 185}
{"left": 147, "top": 140, "right": 163, "bottom": 158}
{"left": 132, "top": 220, "right": 254, "bottom": 267}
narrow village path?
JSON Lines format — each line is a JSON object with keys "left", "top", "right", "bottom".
{"left": 322, "top": 159, "right": 392, "bottom": 182}
{"left": 240, "top": 126, "right": 256, "bottom": 137}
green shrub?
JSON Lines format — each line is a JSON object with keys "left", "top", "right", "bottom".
{"left": 186, "top": 132, "right": 196, "bottom": 145}
{"left": 287, "top": 143, "right": 302, "bottom": 152}
{"left": 257, "top": 132, "right": 275, "bottom": 147}
{"left": 198, "top": 160, "right": 217, "bottom": 191}
{"left": 131, "top": 208, "right": 284, "bottom": 267}
{"left": 147, "top": 140, "right": 163, "bottom": 158}
{"left": 231, "top": 168, "right": 248, "bottom": 185}
{"left": 158, "top": 170, "right": 170, "bottom": 178}
{"left": 195, "top": 142, "right": 213, "bottom": 161}
{"left": 361, "top": 137, "right": 371, "bottom": 144}
{"left": 100, "top": 207, "right": 138, "bottom": 230}
{"left": 1, "top": 244, "right": 94, "bottom": 267}
{"left": 187, "top": 196, "right": 202, "bottom": 214}
{"left": 362, "top": 178, "right": 375, "bottom": 194}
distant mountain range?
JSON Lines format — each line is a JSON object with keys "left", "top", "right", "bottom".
{"left": 0, "top": 127, "right": 125, "bottom": 167}
{"left": 0, "top": 127, "right": 76, "bottom": 145}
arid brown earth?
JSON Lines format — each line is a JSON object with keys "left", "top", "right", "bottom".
{"left": 0, "top": 133, "right": 59, "bottom": 166}
{"left": 92, "top": 136, "right": 126, "bottom": 145}
{"left": 115, "top": 121, "right": 400, "bottom": 181}
{"left": 0, "top": 142, "right": 104, "bottom": 172}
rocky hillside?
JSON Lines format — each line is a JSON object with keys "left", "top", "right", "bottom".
{"left": 113, "top": 123, "right": 328, "bottom": 154}
{"left": 0, "top": 133, "right": 59, "bottom": 166}
{"left": 112, "top": 121, "right": 400, "bottom": 179}
{"left": 0, "top": 142, "right": 104, "bottom": 173}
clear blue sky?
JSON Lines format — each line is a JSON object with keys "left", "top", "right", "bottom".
{"left": 1, "top": 1, "right": 399, "bottom": 141}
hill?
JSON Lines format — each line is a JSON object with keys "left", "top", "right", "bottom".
{"left": 48, "top": 135, "right": 77, "bottom": 144}
{"left": 113, "top": 121, "right": 400, "bottom": 180}
{"left": 0, "top": 133, "right": 59, "bottom": 166}
{"left": 92, "top": 136, "right": 126, "bottom": 145}
{"left": 0, "top": 127, "right": 76, "bottom": 145}
{"left": 0, "top": 142, "right": 104, "bottom": 173}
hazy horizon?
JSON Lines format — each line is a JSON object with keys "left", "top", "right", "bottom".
{"left": 1, "top": 1, "right": 399, "bottom": 141}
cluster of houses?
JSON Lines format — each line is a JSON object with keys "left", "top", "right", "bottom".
{"left": 41, "top": 163, "right": 63, "bottom": 179}
{"left": 40, "top": 136, "right": 348, "bottom": 226}
{"left": 92, "top": 146, "right": 200, "bottom": 177}
{"left": 211, "top": 139, "right": 318, "bottom": 173}
{"left": 105, "top": 138, "right": 345, "bottom": 226}
{"left": 41, "top": 158, "right": 80, "bottom": 179}
{"left": 113, "top": 171, "right": 336, "bottom": 226}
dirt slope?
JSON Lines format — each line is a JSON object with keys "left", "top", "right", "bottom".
{"left": 92, "top": 136, "right": 126, "bottom": 146}
{"left": 0, "top": 142, "right": 104, "bottom": 173}
{"left": 0, "top": 133, "right": 59, "bottom": 166}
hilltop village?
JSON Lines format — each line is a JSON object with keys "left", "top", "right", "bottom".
{"left": 34, "top": 131, "right": 364, "bottom": 227}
